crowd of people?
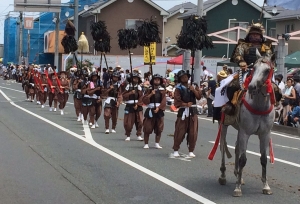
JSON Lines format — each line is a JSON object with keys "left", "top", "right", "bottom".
{"left": 274, "top": 74, "right": 300, "bottom": 128}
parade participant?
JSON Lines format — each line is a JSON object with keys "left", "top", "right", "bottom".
{"left": 103, "top": 71, "right": 122, "bottom": 134}
{"left": 122, "top": 72, "right": 144, "bottom": 141}
{"left": 87, "top": 72, "right": 103, "bottom": 129}
{"left": 57, "top": 71, "right": 70, "bottom": 115}
{"left": 73, "top": 71, "right": 84, "bottom": 121}
{"left": 213, "top": 70, "right": 228, "bottom": 122}
{"left": 33, "top": 69, "right": 41, "bottom": 105}
{"left": 48, "top": 73, "right": 59, "bottom": 112}
{"left": 81, "top": 71, "right": 93, "bottom": 125}
{"left": 23, "top": 68, "right": 30, "bottom": 100}
{"left": 172, "top": 70, "right": 201, "bottom": 158}
{"left": 223, "top": 22, "right": 273, "bottom": 114}
{"left": 28, "top": 67, "right": 36, "bottom": 102}
{"left": 38, "top": 72, "right": 48, "bottom": 108}
{"left": 142, "top": 74, "right": 166, "bottom": 149}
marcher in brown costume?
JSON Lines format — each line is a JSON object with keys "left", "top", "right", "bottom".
{"left": 33, "top": 71, "right": 40, "bottom": 105}
{"left": 87, "top": 72, "right": 103, "bottom": 129}
{"left": 172, "top": 70, "right": 201, "bottom": 158}
{"left": 103, "top": 71, "right": 122, "bottom": 134}
{"left": 23, "top": 69, "right": 31, "bottom": 100}
{"left": 38, "top": 73, "right": 48, "bottom": 108}
{"left": 48, "top": 73, "right": 59, "bottom": 112}
{"left": 57, "top": 71, "right": 70, "bottom": 115}
{"left": 81, "top": 71, "right": 93, "bottom": 125}
{"left": 28, "top": 69, "right": 36, "bottom": 102}
{"left": 142, "top": 74, "right": 166, "bottom": 149}
{"left": 122, "top": 72, "right": 144, "bottom": 141}
{"left": 73, "top": 72, "right": 84, "bottom": 122}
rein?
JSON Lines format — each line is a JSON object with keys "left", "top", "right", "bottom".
{"left": 242, "top": 60, "right": 275, "bottom": 115}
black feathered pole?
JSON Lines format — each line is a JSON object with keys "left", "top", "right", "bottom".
{"left": 90, "top": 20, "right": 111, "bottom": 73}
{"left": 176, "top": 15, "right": 214, "bottom": 146}
{"left": 117, "top": 28, "right": 138, "bottom": 104}
{"left": 137, "top": 16, "right": 161, "bottom": 112}
{"left": 137, "top": 16, "right": 161, "bottom": 77}
{"left": 61, "top": 20, "right": 79, "bottom": 69}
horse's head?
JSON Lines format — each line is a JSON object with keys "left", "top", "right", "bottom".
{"left": 248, "top": 52, "right": 275, "bottom": 95}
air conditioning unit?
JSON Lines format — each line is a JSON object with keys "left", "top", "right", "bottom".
{"left": 44, "top": 30, "right": 65, "bottom": 53}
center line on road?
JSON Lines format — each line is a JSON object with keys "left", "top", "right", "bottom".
{"left": 0, "top": 88, "right": 216, "bottom": 204}
{"left": 208, "top": 141, "right": 300, "bottom": 168}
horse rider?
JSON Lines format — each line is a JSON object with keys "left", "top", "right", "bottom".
{"left": 223, "top": 22, "right": 274, "bottom": 115}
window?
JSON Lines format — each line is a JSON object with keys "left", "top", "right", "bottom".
{"left": 285, "top": 24, "right": 290, "bottom": 33}
{"left": 291, "top": 24, "right": 295, "bottom": 32}
{"left": 125, "top": 19, "right": 143, "bottom": 30}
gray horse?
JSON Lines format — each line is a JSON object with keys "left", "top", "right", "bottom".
{"left": 218, "top": 54, "right": 275, "bottom": 197}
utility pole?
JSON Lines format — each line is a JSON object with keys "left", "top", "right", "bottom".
{"left": 277, "top": 38, "right": 286, "bottom": 81}
{"left": 182, "top": 50, "right": 191, "bottom": 71}
{"left": 54, "top": 12, "right": 60, "bottom": 71}
{"left": 73, "top": 0, "right": 79, "bottom": 65}
{"left": 27, "top": 30, "right": 30, "bottom": 65}
{"left": 193, "top": 0, "right": 203, "bottom": 85}
{"left": 19, "top": 11, "right": 23, "bottom": 65}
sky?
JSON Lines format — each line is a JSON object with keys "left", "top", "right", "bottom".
{"left": 0, "top": 0, "right": 264, "bottom": 44}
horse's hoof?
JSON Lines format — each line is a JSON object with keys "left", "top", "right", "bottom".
{"left": 241, "top": 178, "right": 245, "bottom": 185}
{"left": 233, "top": 189, "right": 242, "bottom": 197}
{"left": 218, "top": 177, "right": 227, "bottom": 185}
{"left": 262, "top": 189, "right": 273, "bottom": 195}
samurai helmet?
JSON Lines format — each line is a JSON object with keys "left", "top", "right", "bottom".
{"left": 90, "top": 71, "right": 98, "bottom": 77}
{"left": 245, "top": 21, "right": 265, "bottom": 41}
{"left": 177, "top": 70, "right": 190, "bottom": 83}
{"left": 128, "top": 72, "right": 142, "bottom": 84}
{"left": 112, "top": 71, "right": 121, "bottom": 78}
{"left": 112, "top": 71, "right": 121, "bottom": 80}
{"left": 150, "top": 73, "right": 163, "bottom": 85}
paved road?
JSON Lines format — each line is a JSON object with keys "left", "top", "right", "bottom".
{"left": 0, "top": 79, "right": 299, "bottom": 204}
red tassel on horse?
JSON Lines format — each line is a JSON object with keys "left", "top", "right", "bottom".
{"left": 208, "top": 112, "right": 225, "bottom": 160}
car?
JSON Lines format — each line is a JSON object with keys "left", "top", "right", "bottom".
{"left": 287, "top": 68, "right": 300, "bottom": 79}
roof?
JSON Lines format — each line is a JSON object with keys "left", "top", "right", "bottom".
{"left": 178, "top": 0, "right": 273, "bottom": 19}
{"left": 270, "top": 8, "right": 300, "bottom": 21}
{"left": 80, "top": 0, "right": 169, "bottom": 17}
{"left": 165, "top": 2, "right": 196, "bottom": 21}
{"left": 168, "top": 2, "right": 196, "bottom": 14}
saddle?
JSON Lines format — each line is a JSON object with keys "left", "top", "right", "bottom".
{"left": 223, "top": 89, "right": 244, "bottom": 126}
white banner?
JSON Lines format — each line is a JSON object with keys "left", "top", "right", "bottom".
{"left": 214, "top": 73, "right": 237, "bottom": 107}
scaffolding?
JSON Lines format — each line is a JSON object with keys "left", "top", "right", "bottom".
{"left": 3, "top": 0, "right": 100, "bottom": 65}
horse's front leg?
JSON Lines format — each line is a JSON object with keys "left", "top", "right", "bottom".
{"left": 233, "top": 130, "right": 249, "bottom": 197}
{"left": 219, "top": 124, "right": 228, "bottom": 185}
{"left": 260, "top": 133, "right": 273, "bottom": 195}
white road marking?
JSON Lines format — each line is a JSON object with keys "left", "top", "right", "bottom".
{"left": 82, "top": 123, "right": 94, "bottom": 142}
{"left": 0, "top": 86, "right": 24, "bottom": 93}
{"left": 2, "top": 85, "right": 299, "bottom": 141}
{"left": 273, "top": 144, "right": 300, "bottom": 151}
{"left": 208, "top": 141, "right": 300, "bottom": 168}
{"left": 0, "top": 89, "right": 216, "bottom": 204}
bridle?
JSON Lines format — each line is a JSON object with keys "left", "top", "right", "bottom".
{"left": 242, "top": 58, "right": 275, "bottom": 115}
